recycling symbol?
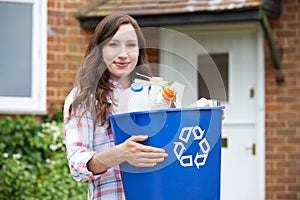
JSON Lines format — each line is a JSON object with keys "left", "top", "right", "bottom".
{"left": 173, "top": 126, "right": 210, "bottom": 169}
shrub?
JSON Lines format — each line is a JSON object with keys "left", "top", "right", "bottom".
{"left": 0, "top": 115, "right": 87, "bottom": 200}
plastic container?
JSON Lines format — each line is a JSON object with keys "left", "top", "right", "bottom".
{"left": 107, "top": 106, "right": 224, "bottom": 200}
{"left": 127, "top": 82, "right": 149, "bottom": 112}
{"left": 151, "top": 85, "right": 176, "bottom": 109}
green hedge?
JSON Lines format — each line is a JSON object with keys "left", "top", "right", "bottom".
{"left": 0, "top": 113, "right": 87, "bottom": 200}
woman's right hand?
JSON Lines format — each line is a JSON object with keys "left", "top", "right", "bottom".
{"left": 116, "top": 135, "right": 168, "bottom": 167}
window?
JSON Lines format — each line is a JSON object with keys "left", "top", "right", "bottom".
{"left": 198, "top": 53, "right": 229, "bottom": 102}
{"left": 0, "top": 0, "right": 47, "bottom": 114}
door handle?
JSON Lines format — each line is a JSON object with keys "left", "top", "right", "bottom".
{"left": 245, "top": 143, "right": 256, "bottom": 155}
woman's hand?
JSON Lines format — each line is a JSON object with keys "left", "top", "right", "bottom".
{"left": 87, "top": 135, "right": 167, "bottom": 174}
{"left": 116, "top": 135, "right": 168, "bottom": 167}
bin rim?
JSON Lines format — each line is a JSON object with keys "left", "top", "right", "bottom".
{"left": 107, "top": 106, "right": 225, "bottom": 120}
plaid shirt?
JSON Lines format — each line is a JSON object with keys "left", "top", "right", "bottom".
{"left": 63, "top": 86, "right": 125, "bottom": 200}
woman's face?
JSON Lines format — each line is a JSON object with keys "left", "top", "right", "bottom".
{"left": 103, "top": 23, "right": 139, "bottom": 82}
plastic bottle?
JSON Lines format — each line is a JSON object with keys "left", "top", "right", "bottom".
{"left": 127, "top": 82, "right": 149, "bottom": 112}
{"left": 151, "top": 85, "right": 176, "bottom": 110}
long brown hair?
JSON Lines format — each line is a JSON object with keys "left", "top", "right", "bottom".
{"left": 69, "top": 13, "right": 151, "bottom": 125}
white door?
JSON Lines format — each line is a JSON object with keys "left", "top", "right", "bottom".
{"left": 159, "top": 23, "right": 265, "bottom": 200}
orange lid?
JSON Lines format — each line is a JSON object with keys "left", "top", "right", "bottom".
{"left": 162, "top": 86, "right": 175, "bottom": 101}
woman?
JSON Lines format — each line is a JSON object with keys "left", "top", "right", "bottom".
{"left": 63, "top": 13, "right": 168, "bottom": 200}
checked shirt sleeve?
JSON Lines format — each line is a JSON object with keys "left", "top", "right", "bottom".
{"left": 63, "top": 89, "right": 101, "bottom": 182}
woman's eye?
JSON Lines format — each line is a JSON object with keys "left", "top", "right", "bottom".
{"left": 108, "top": 42, "right": 118, "bottom": 47}
{"left": 127, "top": 43, "right": 137, "bottom": 48}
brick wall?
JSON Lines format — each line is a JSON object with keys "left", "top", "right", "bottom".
{"left": 47, "top": 0, "right": 91, "bottom": 114}
{"left": 265, "top": 0, "right": 300, "bottom": 199}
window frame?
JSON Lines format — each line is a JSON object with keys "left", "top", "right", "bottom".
{"left": 0, "top": 0, "right": 47, "bottom": 115}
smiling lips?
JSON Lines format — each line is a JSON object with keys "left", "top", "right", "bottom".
{"left": 113, "top": 61, "right": 130, "bottom": 68}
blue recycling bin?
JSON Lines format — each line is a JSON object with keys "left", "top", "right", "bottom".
{"left": 107, "top": 106, "right": 224, "bottom": 200}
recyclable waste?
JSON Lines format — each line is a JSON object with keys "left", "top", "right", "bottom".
{"left": 116, "top": 74, "right": 220, "bottom": 114}
{"left": 150, "top": 84, "right": 176, "bottom": 109}
{"left": 127, "top": 82, "right": 149, "bottom": 112}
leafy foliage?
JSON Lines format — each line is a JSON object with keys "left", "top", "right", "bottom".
{"left": 0, "top": 114, "right": 87, "bottom": 200}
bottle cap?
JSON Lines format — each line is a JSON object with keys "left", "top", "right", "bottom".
{"left": 131, "top": 82, "right": 143, "bottom": 92}
{"left": 162, "top": 86, "right": 175, "bottom": 101}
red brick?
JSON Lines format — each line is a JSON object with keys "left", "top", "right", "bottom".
{"left": 287, "top": 168, "right": 300, "bottom": 176}
{"left": 275, "top": 144, "right": 298, "bottom": 152}
{"left": 266, "top": 185, "right": 286, "bottom": 193}
{"left": 64, "top": 3, "right": 81, "bottom": 9}
{"left": 276, "top": 193, "right": 298, "bottom": 200}
{"left": 266, "top": 104, "right": 287, "bottom": 111}
{"left": 288, "top": 185, "right": 300, "bottom": 193}
{"left": 276, "top": 112, "right": 298, "bottom": 120}
{"left": 266, "top": 152, "right": 286, "bottom": 160}
{"left": 276, "top": 160, "right": 298, "bottom": 169}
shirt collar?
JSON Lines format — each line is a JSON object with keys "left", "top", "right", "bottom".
{"left": 108, "top": 79, "right": 122, "bottom": 89}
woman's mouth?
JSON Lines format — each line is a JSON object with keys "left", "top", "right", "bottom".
{"left": 113, "top": 61, "right": 130, "bottom": 68}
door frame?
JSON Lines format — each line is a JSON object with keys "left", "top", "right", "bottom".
{"left": 159, "top": 22, "right": 265, "bottom": 199}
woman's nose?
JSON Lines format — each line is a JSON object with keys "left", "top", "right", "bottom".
{"left": 118, "top": 46, "right": 129, "bottom": 58}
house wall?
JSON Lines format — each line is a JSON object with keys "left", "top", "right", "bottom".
{"left": 265, "top": 1, "right": 300, "bottom": 199}
{"left": 48, "top": 0, "right": 300, "bottom": 199}
{"left": 47, "top": 0, "right": 92, "bottom": 114}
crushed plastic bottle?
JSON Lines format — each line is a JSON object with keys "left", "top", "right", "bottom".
{"left": 150, "top": 84, "right": 176, "bottom": 110}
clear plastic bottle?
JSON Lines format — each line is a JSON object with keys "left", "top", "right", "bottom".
{"left": 127, "top": 82, "right": 149, "bottom": 112}
{"left": 151, "top": 85, "right": 176, "bottom": 110}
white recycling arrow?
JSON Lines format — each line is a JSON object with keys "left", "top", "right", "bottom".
{"left": 192, "top": 126, "right": 205, "bottom": 140}
{"left": 194, "top": 152, "right": 208, "bottom": 169}
{"left": 180, "top": 155, "right": 193, "bottom": 167}
{"left": 198, "top": 138, "right": 210, "bottom": 154}
{"left": 173, "top": 142, "right": 186, "bottom": 159}
{"left": 179, "top": 126, "right": 193, "bottom": 143}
